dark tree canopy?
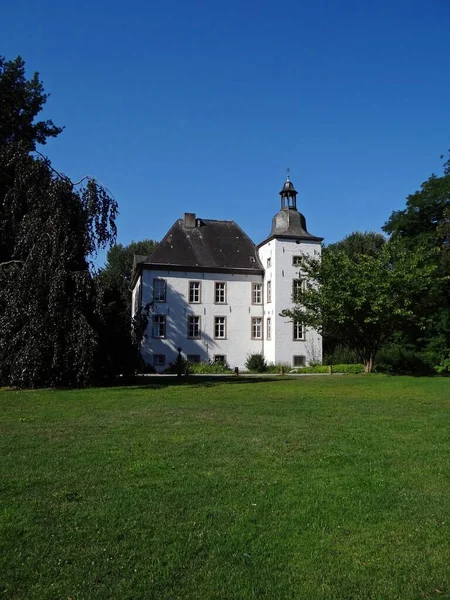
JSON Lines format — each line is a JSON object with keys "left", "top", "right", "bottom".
{"left": 383, "top": 155, "right": 450, "bottom": 269}
{"left": 0, "top": 56, "right": 63, "bottom": 149}
{"left": 97, "top": 239, "right": 156, "bottom": 378}
{"left": 0, "top": 57, "right": 118, "bottom": 388}
{"left": 383, "top": 155, "right": 450, "bottom": 360}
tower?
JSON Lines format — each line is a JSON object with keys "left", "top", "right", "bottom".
{"left": 257, "top": 174, "right": 323, "bottom": 367}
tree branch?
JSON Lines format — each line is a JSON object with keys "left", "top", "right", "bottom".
{"left": 0, "top": 260, "right": 23, "bottom": 268}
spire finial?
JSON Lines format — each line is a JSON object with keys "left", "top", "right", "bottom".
{"left": 286, "top": 167, "right": 290, "bottom": 181}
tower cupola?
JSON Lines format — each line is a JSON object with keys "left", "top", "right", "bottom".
{"left": 256, "top": 171, "right": 324, "bottom": 245}
{"left": 279, "top": 170, "right": 297, "bottom": 209}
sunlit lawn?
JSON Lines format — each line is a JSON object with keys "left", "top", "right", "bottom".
{"left": 1, "top": 375, "right": 450, "bottom": 599}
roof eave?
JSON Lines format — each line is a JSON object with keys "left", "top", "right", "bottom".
{"left": 257, "top": 234, "right": 324, "bottom": 248}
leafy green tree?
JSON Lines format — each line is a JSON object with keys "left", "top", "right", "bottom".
{"left": 281, "top": 243, "right": 440, "bottom": 372}
{"left": 0, "top": 57, "right": 118, "bottom": 388}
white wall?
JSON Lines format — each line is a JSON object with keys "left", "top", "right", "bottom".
{"left": 139, "top": 269, "right": 264, "bottom": 371}
{"left": 258, "top": 238, "right": 322, "bottom": 366}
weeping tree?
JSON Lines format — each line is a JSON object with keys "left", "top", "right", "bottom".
{"left": 0, "top": 56, "right": 118, "bottom": 387}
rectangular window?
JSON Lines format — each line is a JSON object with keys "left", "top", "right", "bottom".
{"left": 293, "top": 256, "right": 302, "bottom": 266}
{"left": 266, "top": 317, "right": 271, "bottom": 340}
{"left": 152, "top": 315, "right": 166, "bottom": 338}
{"left": 214, "top": 316, "right": 226, "bottom": 339}
{"left": 187, "top": 315, "right": 201, "bottom": 339}
{"left": 215, "top": 282, "right": 226, "bottom": 304}
{"left": 293, "top": 321, "right": 305, "bottom": 340}
{"left": 252, "top": 282, "right": 262, "bottom": 304}
{"left": 214, "top": 354, "right": 226, "bottom": 365}
{"left": 251, "top": 317, "right": 262, "bottom": 339}
{"left": 292, "top": 278, "right": 303, "bottom": 299}
{"left": 267, "top": 257, "right": 272, "bottom": 268}
{"left": 189, "top": 281, "right": 201, "bottom": 303}
{"left": 187, "top": 354, "right": 201, "bottom": 363}
{"left": 153, "top": 278, "right": 166, "bottom": 302}
{"left": 153, "top": 354, "right": 166, "bottom": 366}
{"left": 267, "top": 280, "right": 272, "bottom": 303}
{"left": 293, "top": 355, "right": 306, "bottom": 367}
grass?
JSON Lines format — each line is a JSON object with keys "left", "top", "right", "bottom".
{"left": 1, "top": 375, "right": 450, "bottom": 599}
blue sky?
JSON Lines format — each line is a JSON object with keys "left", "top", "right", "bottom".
{"left": 2, "top": 0, "right": 449, "bottom": 262}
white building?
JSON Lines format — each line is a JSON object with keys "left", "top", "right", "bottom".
{"left": 131, "top": 176, "right": 323, "bottom": 371}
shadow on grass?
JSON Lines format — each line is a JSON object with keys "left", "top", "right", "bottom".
{"left": 119, "top": 375, "right": 287, "bottom": 390}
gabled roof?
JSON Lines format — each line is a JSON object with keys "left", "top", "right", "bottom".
{"left": 137, "top": 218, "right": 263, "bottom": 274}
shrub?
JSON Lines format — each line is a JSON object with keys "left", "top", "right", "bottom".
{"left": 435, "top": 350, "right": 450, "bottom": 375}
{"left": 187, "top": 361, "right": 232, "bottom": 374}
{"left": 266, "top": 362, "right": 292, "bottom": 374}
{"left": 293, "top": 364, "right": 364, "bottom": 374}
{"left": 164, "top": 356, "right": 189, "bottom": 375}
{"left": 375, "top": 346, "right": 435, "bottom": 376}
{"left": 245, "top": 353, "right": 267, "bottom": 373}
{"left": 324, "top": 345, "right": 358, "bottom": 365}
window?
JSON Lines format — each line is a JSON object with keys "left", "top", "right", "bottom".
{"left": 187, "top": 315, "right": 201, "bottom": 339}
{"left": 215, "top": 282, "right": 226, "bottom": 304}
{"left": 214, "top": 355, "right": 226, "bottom": 365}
{"left": 153, "top": 278, "right": 166, "bottom": 302}
{"left": 153, "top": 354, "right": 165, "bottom": 366}
{"left": 214, "top": 316, "right": 226, "bottom": 339}
{"left": 293, "top": 256, "right": 302, "bottom": 266}
{"left": 292, "top": 278, "right": 303, "bottom": 299}
{"left": 252, "top": 282, "right": 262, "bottom": 304}
{"left": 267, "top": 257, "right": 272, "bottom": 268}
{"left": 266, "top": 317, "right": 271, "bottom": 340}
{"left": 152, "top": 315, "right": 166, "bottom": 338}
{"left": 267, "top": 280, "right": 272, "bottom": 303}
{"left": 187, "top": 354, "right": 201, "bottom": 363}
{"left": 293, "top": 321, "right": 305, "bottom": 340}
{"left": 293, "top": 355, "right": 306, "bottom": 367}
{"left": 251, "top": 317, "right": 262, "bottom": 339}
{"left": 189, "top": 281, "right": 201, "bottom": 303}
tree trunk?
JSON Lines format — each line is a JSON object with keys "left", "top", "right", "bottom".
{"left": 364, "top": 356, "right": 374, "bottom": 373}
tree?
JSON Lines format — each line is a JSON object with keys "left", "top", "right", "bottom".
{"left": 383, "top": 155, "right": 450, "bottom": 267}
{"left": 328, "top": 231, "right": 386, "bottom": 258}
{"left": 0, "top": 57, "right": 118, "bottom": 388}
{"left": 281, "top": 242, "right": 440, "bottom": 372}
{"left": 0, "top": 56, "right": 63, "bottom": 150}
{"left": 97, "top": 240, "right": 156, "bottom": 377}
{"left": 383, "top": 155, "right": 450, "bottom": 359}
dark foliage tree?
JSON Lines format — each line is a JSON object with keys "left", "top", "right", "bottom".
{"left": 97, "top": 240, "right": 156, "bottom": 377}
{"left": 0, "top": 56, "right": 63, "bottom": 150}
{"left": 0, "top": 57, "right": 118, "bottom": 387}
{"left": 383, "top": 155, "right": 450, "bottom": 361}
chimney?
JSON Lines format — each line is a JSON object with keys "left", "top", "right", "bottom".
{"left": 184, "top": 213, "right": 196, "bottom": 228}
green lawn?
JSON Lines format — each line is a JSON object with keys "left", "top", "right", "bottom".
{"left": 1, "top": 375, "right": 450, "bottom": 600}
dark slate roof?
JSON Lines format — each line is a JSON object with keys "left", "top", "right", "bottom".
{"left": 140, "top": 218, "right": 263, "bottom": 272}
{"left": 258, "top": 207, "right": 323, "bottom": 247}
